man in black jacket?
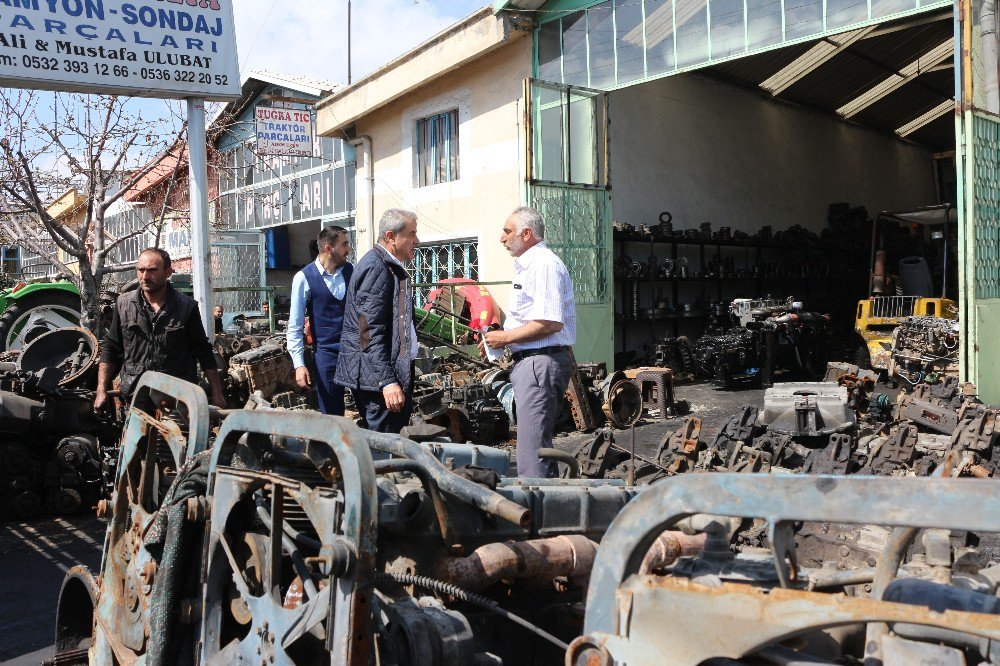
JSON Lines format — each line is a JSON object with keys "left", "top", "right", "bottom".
{"left": 95, "top": 247, "right": 226, "bottom": 410}
{"left": 334, "top": 209, "right": 420, "bottom": 433}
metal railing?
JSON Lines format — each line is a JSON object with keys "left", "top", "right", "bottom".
{"left": 870, "top": 296, "right": 918, "bottom": 319}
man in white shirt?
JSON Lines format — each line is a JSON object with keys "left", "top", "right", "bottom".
{"left": 483, "top": 206, "right": 576, "bottom": 477}
{"left": 286, "top": 225, "right": 352, "bottom": 415}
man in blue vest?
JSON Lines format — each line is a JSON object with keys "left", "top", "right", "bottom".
{"left": 287, "top": 225, "right": 353, "bottom": 415}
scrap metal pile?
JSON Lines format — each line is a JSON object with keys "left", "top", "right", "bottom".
{"left": 410, "top": 356, "right": 687, "bottom": 444}
{"left": 573, "top": 367, "right": 998, "bottom": 485}
{"left": 0, "top": 327, "right": 118, "bottom": 519}
{"left": 51, "top": 372, "right": 1000, "bottom": 665}
{"left": 888, "top": 315, "right": 960, "bottom": 386}
{"left": 690, "top": 297, "right": 832, "bottom": 387}
{"left": 214, "top": 332, "right": 312, "bottom": 410}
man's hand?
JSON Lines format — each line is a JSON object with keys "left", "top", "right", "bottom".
{"left": 93, "top": 390, "right": 109, "bottom": 413}
{"left": 382, "top": 383, "right": 406, "bottom": 413}
{"left": 295, "top": 366, "right": 311, "bottom": 389}
{"left": 483, "top": 330, "right": 508, "bottom": 350}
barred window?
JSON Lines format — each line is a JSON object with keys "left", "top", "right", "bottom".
{"left": 411, "top": 239, "right": 478, "bottom": 308}
{"left": 415, "top": 110, "right": 460, "bottom": 187}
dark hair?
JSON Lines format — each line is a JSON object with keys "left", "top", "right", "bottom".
{"left": 317, "top": 226, "right": 348, "bottom": 251}
{"left": 139, "top": 247, "right": 172, "bottom": 270}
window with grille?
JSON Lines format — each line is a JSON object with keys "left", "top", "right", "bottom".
{"left": 411, "top": 239, "right": 478, "bottom": 308}
{"left": 415, "top": 110, "right": 460, "bottom": 187}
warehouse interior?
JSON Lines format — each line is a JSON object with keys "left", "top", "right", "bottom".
{"left": 604, "top": 9, "right": 959, "bottom": 368}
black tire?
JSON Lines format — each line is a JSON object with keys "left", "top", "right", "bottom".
{"left": 0, "top": 290, "right": 81, "bottom": 351}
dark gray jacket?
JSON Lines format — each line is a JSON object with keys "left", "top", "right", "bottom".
{"left": 101, "top": 284, "right": 217, "bottom": 398}
{"left": 334, "top": 244, "right": 415, "bottom": 393}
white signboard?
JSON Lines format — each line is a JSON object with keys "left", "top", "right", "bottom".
{"left": 0, "top": 0, "right": 240, "bottom": 100}
{"left": 255, "top": 106, "right": 314, "bottom": 157}
{"left": 161, "top": 215, "right": 192, "bottom": 260}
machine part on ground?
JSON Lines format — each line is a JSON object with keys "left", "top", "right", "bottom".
{"left": 896, "top": 376, "right": 982, "bottom": 434}
{"left": 55, "top": 375, "right": 639, "bottom": 665}
{"left": 888, "top": 316, "right": 960, "bottom": 385}
{"left": 0, "top": 326, "right": 117, "bottom": 520}
{"left": 16, "top": 327, "right": 98, "bottom": 389}
{"left": 692, "top": 299, "right": 831, "bottom": 388}
{"left": 226, "top": 342, "right": 296, "bottom": 399}
{"left": 600, "top": 371, "right": 643, "bottom": 429}
{"left": 824, "top": 361, "right": 879, "bottom": 415}
{"left": 565, "top": 360, "right": 598, "bottom": 432}
{"left": 413, "top": 370, "right": 511, "bottom": 444}
{"left": 571, "top": 474, "right": 1000, "bottom": 666}
{"left": 761, "top": 383, "right": 855, "bottom": 438}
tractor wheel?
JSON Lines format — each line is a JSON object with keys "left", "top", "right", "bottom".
{"left": 0, "top": 290, "right": 81, "bottom": 351}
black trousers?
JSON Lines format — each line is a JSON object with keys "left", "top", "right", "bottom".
{"left": 352, "top": 388, "right": 412, "bottom": 434}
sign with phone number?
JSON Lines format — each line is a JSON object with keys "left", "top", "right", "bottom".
{"left": 0, "top": 0, "right": 240, "bottom": 100}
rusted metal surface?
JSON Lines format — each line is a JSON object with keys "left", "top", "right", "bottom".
{"left": 582, "top": 474, "right": 1000, "bottom": 637}
{"left": 570, "top": 576, "right": 1000, "bottom": 666}
{"left": 433, "top": 534, "right": 598, "bottom": 591}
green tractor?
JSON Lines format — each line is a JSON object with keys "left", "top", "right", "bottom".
{"left": 0, "top": 280, "right": 82, "bottom": 351}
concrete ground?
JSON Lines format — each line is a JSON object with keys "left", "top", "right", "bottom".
{"left": 0, "top": 515, "right": 105, "bottom": 664}
{"left": 0, "top": 381, "right": 764, "bottom": 664}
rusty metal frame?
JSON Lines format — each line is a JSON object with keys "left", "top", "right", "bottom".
{"left": 580, "top": 473, "right": 1000, "bottom": 659}
{"left": 89, "top": 373, "right": 212, "bottom": 665}
{"left": 203, "top": 410, "right": 377, "bottom": 666}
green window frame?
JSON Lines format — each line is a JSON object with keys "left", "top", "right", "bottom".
{"left": 415, "top": 110, "right": 460, "bottom": 187}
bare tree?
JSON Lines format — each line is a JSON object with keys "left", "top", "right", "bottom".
{"left": 0, "top": 90, "right": 186, "bottom": 331}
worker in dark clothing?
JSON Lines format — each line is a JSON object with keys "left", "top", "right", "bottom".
{"left": 94, "top": 247, "right": 226, "bottom": 411}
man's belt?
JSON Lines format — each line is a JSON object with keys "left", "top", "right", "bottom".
{"left": 511, "top": 345, "right": 571, "bottom": 363}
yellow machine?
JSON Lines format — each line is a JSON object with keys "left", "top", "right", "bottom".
{"left": 854, "top": 205, "right": 957, "bottom": 371}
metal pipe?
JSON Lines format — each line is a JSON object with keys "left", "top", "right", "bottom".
{"left": 805, "top": 568, "right": 876, "bottom": 590}
{"left": 349, "top": 135, "right": 374, "bottom": 252}
{"left": 186, "top": 97, "right": 214, "bottom": 342}
{"left": 538, "top": 447, "right": 580, "bottom": 478}
{"left": 639, "top": 531, "right": 708, "bottom": 574}
{"left": 366, "top": 431, "right": 531, "bottom": 526}
{"left": 373, "top": 458, "right": 452, "bottom": 542}
{"left": 434, "top": 534, "right": 599, "bottom": 591}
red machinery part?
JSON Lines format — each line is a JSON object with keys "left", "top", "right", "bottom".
{"left": 426, "top": 278, "right": 500, "bottom": 331}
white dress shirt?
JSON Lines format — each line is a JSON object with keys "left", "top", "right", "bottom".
{"left": 286, "top": 258, "right": 348, "bottom": 368}
{"left": 383, "top": 249, "right": 420, "bottom": 359}
{"left": 505, "top": 241, "right": 576, "bottom": 353}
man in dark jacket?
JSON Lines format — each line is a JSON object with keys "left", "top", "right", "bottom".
{"left": 334, "top": 209, "right": 420, "bottom": 433}
{"left": 95, "top": 247, "right": 225, "bottom": 410}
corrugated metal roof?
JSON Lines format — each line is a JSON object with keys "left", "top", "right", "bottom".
{"left": 703, "top": 10, "right": 956, "bottom": 150}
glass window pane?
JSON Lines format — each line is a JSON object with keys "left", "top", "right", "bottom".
{"left": 449, "top": 110, "right": 460, "bottom": 181}
{"left": 827, "top": 0, "right": 868, "bottom": 29}
{"left": 711, "top": 0, "right": 747, "bottom": 58}
{"left": 562, "top": 11, "right": 589, "bottom": 86}
{"left": 615, "top": 0, "right": 645, "bottom": 84}
{"left": 644, "top": 0, "right": 677, "bottom": 74}
{"left": 538, "top": 19, "right": 563, "bottom": 81}
{"left": 871, "top": 0, "right": 913, "bottom": 18}
{"left": 568, "top": 92, "right": 597, "bottom": 184}
{"left": 533, "top": 84, "right": 565, "bottom": 181}
{"left": 588, "top": 3, "right": 616, "bottom": 88}
{"left": 747, "top": 0, "right": 782, "bottom": 48}
{"left": 784, "top": 0, "right": 823, "bottom": 40}
{"left": 676, "top": 0, "right": 709, "bottom": 67}
{"left": 435, "top": 114, "right": 447, "bottom": 183}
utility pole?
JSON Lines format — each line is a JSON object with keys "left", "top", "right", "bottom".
{"left": 347, "top": 0, "right": 352, "bottom": 85}
{"left": 187, "top": 98, "right": 214, "bottom": 342}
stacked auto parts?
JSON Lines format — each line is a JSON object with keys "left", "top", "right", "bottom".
{"left": 889, "top": 315, "right": 960, "bottom": 385}
{"left": 0, "top": 327, "right": 116, "bottom": 519}
{"left": 52, "top": 373, "right": 641, "bottom": 665}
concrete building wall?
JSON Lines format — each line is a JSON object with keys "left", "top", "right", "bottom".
{"left": 353, "top": 37, "right": 532, "bottom": 307}
{"left": 609, "top": 74, "right": 938, "bottom": 234}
